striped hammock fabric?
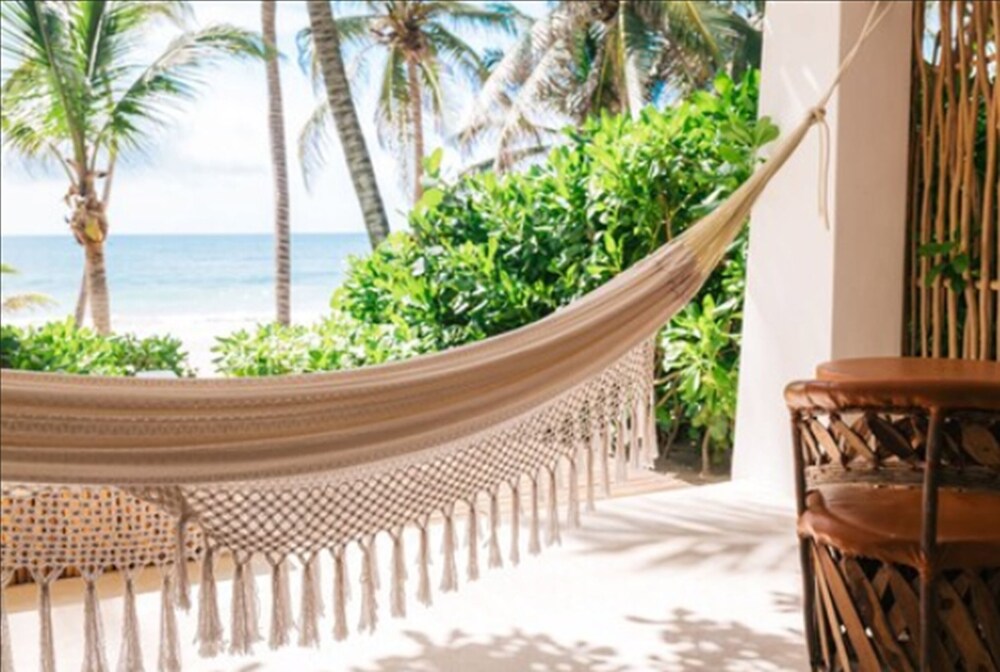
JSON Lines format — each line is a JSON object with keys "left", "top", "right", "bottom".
{"left": 0, "top": 5, "right": 892, "bottom": 671}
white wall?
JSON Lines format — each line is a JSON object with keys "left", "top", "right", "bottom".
{"left": 732, "top": 1, "right": 913, "bottom": 494}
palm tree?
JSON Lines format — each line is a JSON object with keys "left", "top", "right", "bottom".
{"left": 263, "top": 0, "right": 291, "bottom": 326}
{"left": 462, "top": 0, "right": 763, "bottom": 171}
{"left": 305, "top": 0, "right": 390, "bottom": 248}
{"left": 299, "top": 1, "right": 520, "bottom": 204}
{"left": 1, "top": 1, "right": 265, "bottom": 334}
{"left": 1, "top": 264, "right": 54, "bottom": 315}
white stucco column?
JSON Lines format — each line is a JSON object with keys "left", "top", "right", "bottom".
{"left": 732, "top": 1, "right": 913, "bottom": 494}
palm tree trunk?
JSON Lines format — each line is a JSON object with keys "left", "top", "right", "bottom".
{"left": 306, "top": 0, "right": 390, "bottom": 249}
{"left": 263, "top": 0, "right": 292, "bottom": 326}
{"left": 73, "top": 268, "right": 88, "bottom": 327}
{"left": 84, "top": 242, "right": 112, "bottom": 334}
{"left": 407, "top": 58, "right": 425, "bottom": 204}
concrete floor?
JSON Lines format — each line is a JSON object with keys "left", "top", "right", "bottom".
{"left": 4, "top": 482, "right": 808, "bottom": 671}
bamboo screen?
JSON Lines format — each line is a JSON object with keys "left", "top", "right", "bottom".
{"left": 906, "top": 1, "right": 999, "bottom": 361}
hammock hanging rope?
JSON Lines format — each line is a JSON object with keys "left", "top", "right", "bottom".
{"left": 0, "top": 4, "right": 893, "bottom": 671}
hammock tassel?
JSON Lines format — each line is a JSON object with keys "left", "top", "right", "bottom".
{"left": 332, "top": 546, "right": 349, "bottom": 641}
{"left": 466, "top": 499, "right": 480, "bottom": 582}
{"left": 601, "top": 424, "right": 612, "bottom": 496}
{"left": 630, "top": 400, "right": 642, "bottom": 470}
{"left": 229, "top": 554, "right": 260, "bottom": 655}
{"left": 529, "top": 476, "right": 541, "bottom": 556}
{"left": 586, "top": 429, "right": 597, "bottom": 512}
{"left": 488, "top": 490, "right": 503, "bottom": 569}
{"left": 298, "top": 554, "right": 322, "bottom": 648}
{"left": 546, "top": 466, "right": 561, "bottom": 546}
{"left": 172, "top": 513, "right": 191, "bottom": 612}
{"left": 33, "top": 569, "right": 58, "bottom": 672}
{"left": 267, "top": 558, "right": 294, "bottom": 650}
{"left": 358, "top": 538, "right": 378, "bottom": 634}
{"left": 416, "top": 520, "right": 432, "bottom": 607}
{"left": 509, "top": 481, "right": 521, "bottom": 566}
{"left": 81, "top": 573, "right": 108, "bottom": 672}
{"left": 1, "top": 572, "right": 14, "bottom": 672}
{"left": 158, "top": 571, "right": 181, "bottom": 672}
{"left": 118, "top": 571, "right": 144, "bottom": 672}
{"left": 440, "top": 506, "right": 458, "bottom": 593}
{"left": 615, "top": 414, "right": 629, "bottom": 483}
{"left": 195, "top": 546, "right": 223, "bottom": 658}
{"left": 390, "top": 529, "right": 407, "bottom": 618}
{"left": 568, "top": 453, "right": 581, "bottom": 529}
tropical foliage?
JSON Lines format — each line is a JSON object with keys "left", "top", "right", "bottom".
{"left": 0, "top": 318, "right": 193, "bottom": 376}
{"left": 216, "top": 71, "right": 775, "bottom": 460}
{"left": 461, "top": 0, "right": 764, "bottom": 170}
{"left": 1, "top": 263, "right": 54, "bottom": 314}
{"left": 298, "top": 0, "right": 521, "bottom": 202}
{"left": 0, "top": 0, "right": 266, "bottom": 333}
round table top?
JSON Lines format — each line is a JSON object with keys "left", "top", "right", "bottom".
{"left": 817, "top": 357, "right": 1000, "bottom": 385}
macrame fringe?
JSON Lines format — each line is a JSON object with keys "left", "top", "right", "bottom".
{"left": 196, "top": 546, "right": 223, "bottom": 658}
{"left": 466, "top": 500, "right": 480, "bottom": 582}
{"left": 332, "top": 546, "right": 349, "bottom": 641}
{"left": 229, "top": 555, "right": 260, "bottom": 655}
{"left": 267, "top": 558, "right": 294, "bottom": 649}
{"left": 358, "top": 538, "right": 379, "bottom": 634}
{"left": 509, "top": 480, "right": 521, "bottom": 566}
{"left": 416, "top": 520, "right": 432, "bottom": 607}
{"left": 587, "top": 430, "right": 597, "bottom": 512}
{"left": 440, "top": 506, "right": 458, "bottom": 593}
{"left": 118, "top": 571, "right": 144, "bottom": 672}
{"left": 568, "top": 454, "right": 581, "bottom": 529}
{"left": 390, "top": 529, "right": 407, "bottom": 618}
{"left": 629, "top": 402, "right": 642, "bottom": 470}
{"left": 488, "top": 490, "right": 503, "bottom": 569}
{"left": 173, "top": 514, "right": 192, "bottom": 612}
{"left": 158, "top": 571, "right": 181, "bottom": 672}
{"left": 34, "top": 570, "right": 57, "bottom": 672}
{"left": 529, "top": 476, "right": 541, "bottom": 555}
{"left": 601, "top": 424, "right": 612, "bottom": 496}
{"left": 81, "top": 572, "right": 108, "bottom": 672}
{"left": 615, "top": 414, "right": 629, "bottom": 483}
{"left": 546, "top": 467, "right": 561, "bottom": 546}
{"left": 298, "top": 554, "right": 322, "bottom": 648}
{"left": 1, "top": 572, "right": 14, "bottom": 672}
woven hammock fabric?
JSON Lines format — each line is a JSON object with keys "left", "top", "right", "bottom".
{"left": 0, "top": 5, "right": 893, "bottom": 670}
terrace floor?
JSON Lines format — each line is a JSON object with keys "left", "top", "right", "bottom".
{"left": 5, "top": 481, "right": 808, "bottom": 671}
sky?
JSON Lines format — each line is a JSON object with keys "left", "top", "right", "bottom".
{"left": 0, "top": 0, "right": 544, "bottom": 237}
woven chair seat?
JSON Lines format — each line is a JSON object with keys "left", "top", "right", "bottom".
{"left": 799, "top": 484, "right": 1000, "bottom": 571}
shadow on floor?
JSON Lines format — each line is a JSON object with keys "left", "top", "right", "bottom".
{"left": 634, "top": 607, "right": 807, "bottom": 671}
{"left": 345, "top": 629, "right": 628, "bottom": 672}
{"left": 335, "top": 603, "right": 806, "bottom": 672}
{"left": 571, "top": 494, "right": 800, "bottom": 575}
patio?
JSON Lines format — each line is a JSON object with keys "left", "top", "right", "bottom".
{"left": 4, "top": 482, "right": 806, "bottom": 671}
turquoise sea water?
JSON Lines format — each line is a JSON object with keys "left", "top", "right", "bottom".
{"left": 0, "top": 233, "right": 372, "bottom": 323}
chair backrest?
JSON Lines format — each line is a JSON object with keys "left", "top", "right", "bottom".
{"left": 785, "top": 380, "right": 1000, "bottom": 496}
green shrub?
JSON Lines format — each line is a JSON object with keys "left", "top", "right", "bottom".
{"left": 0, "top": 319, "right": 194, "bottom": 377}
{"left": 215, "top": 71, "right": 777, "bottom": 459}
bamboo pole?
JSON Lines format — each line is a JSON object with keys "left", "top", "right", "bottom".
{"left": 905, "top": 0, "right": 998, "bottom": 362}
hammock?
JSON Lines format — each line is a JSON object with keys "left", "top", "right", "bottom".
{"left": 0, "top": 6, "right": 892, "bottom": 671}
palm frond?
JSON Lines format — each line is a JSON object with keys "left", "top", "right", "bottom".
{"left": 2, "top": 293, "right": 56, "bottom": 315}
{"left": 297, "top": 99, "right": 333, "bottom": 191}
{"left": 99, "top": 24, "right": 265, "bottom": 154}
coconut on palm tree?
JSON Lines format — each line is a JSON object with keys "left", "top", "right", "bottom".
{"left": 462, "top": 0, "right": 763, "bottom": 171}
{"left": 1, "top": 1, "right": 265, "bottom": 334}
{"left": 299, "top": 0, "right": 521, "bottom": 204}
{"left": 262, "top": 0, "right": 292, "bottom": 326}
{"left": 305, "top": 0, "right": 391, "bottom": 249}
{"left": 0, "top": 264, "right": 54, "bottom": 315}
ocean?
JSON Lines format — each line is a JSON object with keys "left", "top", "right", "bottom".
{"left": 1, "top": 233, "right": 374, "bottom": 372}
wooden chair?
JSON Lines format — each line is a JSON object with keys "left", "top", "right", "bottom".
{"left": 786, "top": 362, "right": 1000, "bottom": 671}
